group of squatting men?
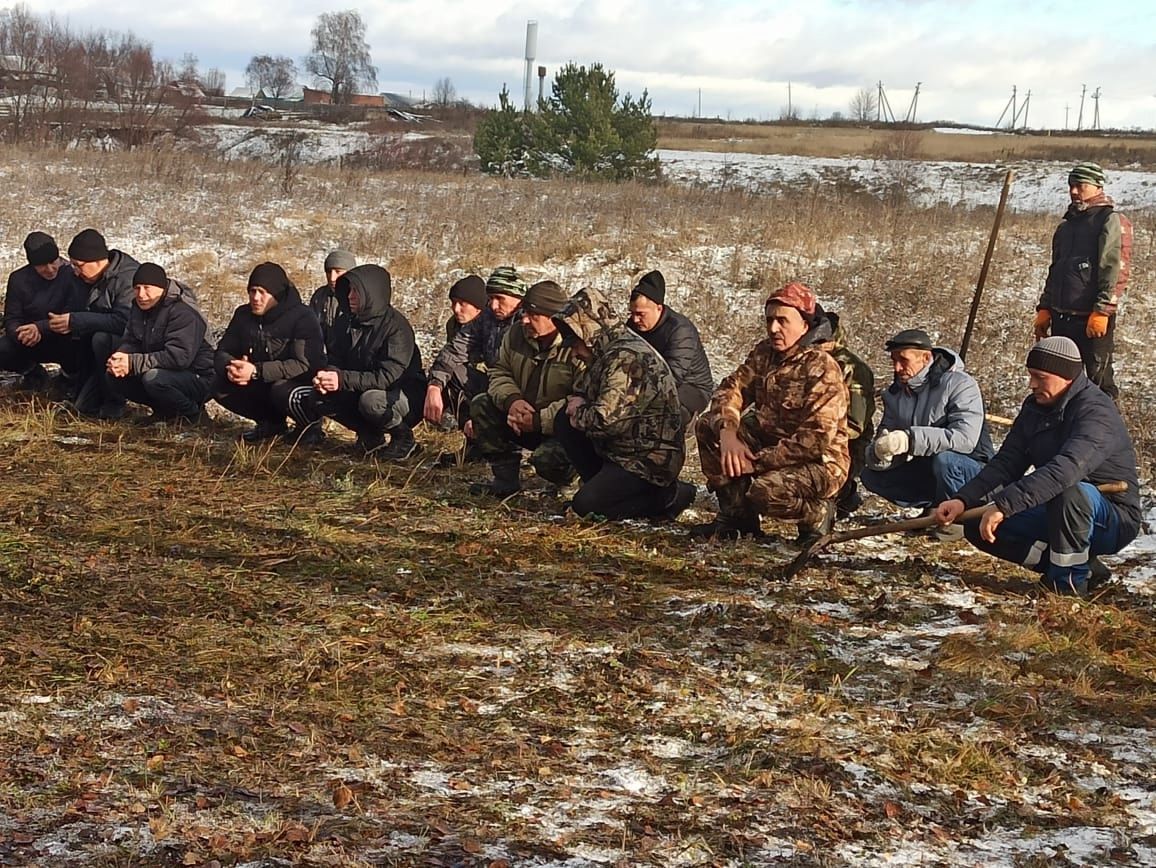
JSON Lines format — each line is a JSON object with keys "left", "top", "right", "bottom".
{"left": 0, "top": 162, "right": 1141, "bottom": 597}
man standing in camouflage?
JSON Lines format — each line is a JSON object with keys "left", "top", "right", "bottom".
{"left": 469, "top": 280, "right": 581, "bottom": 497}
{"left": 552, "top": 288, "right": 694, "bottom": 521}
{"left": 692, "top": 282, "right": 850, "bottom": 542}
{"left": 1034, "top": 162, "right": 1132, "bottom": 399}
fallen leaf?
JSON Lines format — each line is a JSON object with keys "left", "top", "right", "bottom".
{"left": 332, "top": 784, "right": 354, "bottom": 809}
{"left": 146, "top": 754, "right": 165, "bottom": 772}
{"left": 884, "top": 800, "right": 903, "bottom": 819}
{"left": 462, "top": 838, "right": 483, "bottom": 854}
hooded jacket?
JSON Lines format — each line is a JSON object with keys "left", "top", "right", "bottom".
{"left": 954, "top": 372, "right": 1141, "bottom": 545}
{"left": 215, "top": 278, "right": 325, "bottom": 383}
{"left": 628, "top": 304, "right": 714, "bottom": 417}
{"left": 68, "top": 249, "right": 140, "bottom": 337}
{"left": 428, "top": 306, "right": 516, "bottom": 392}
{"left": 558, "top": 289, "right": 685, "bottom": 487}
{"left": 329, "top": 264, "right": 425, "bottom": 409}
{"left": 3, "top": 259, "right": 86, "bottom": 338}
{"left": 709, "top": 315, "right": 850, "bottom": 492}
{"left": 118, "top": 280, "right": 214, "bottom": 379}
{"left": 868, "top": 346, "right": 994, "bottom": 471}
{"left": 1040, "top": 194, "right": 1132, "bottom": 315}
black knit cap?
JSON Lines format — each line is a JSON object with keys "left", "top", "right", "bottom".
{"left": 448, "top": 275, "right": 488, "bottom": 310}
{"left": 133, "top": 262, "right": 168, "bottom": 288}
{"left": 68, "top": 228, "right": 110, "bottom": 262}
{"left": 248, "top": 262, "right": 293, "bottom": 301}
{"left": 1027, "top": 336, "right": 1084, "bottom": 380}
{"left": 885, "top": 328, "right": 934, "bottom": 352}
{"left": 631, "top": 270, "right": 666, "bottom": 305}
{"left": 523, "top": 280, "right": 569, "bottom": 316}
{"left": 24, "top": 231, "right": 59, "bottom": 266}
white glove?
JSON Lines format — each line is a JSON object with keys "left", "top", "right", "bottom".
{"left": 873, "top": 429, "right": 910, "bottom": 461}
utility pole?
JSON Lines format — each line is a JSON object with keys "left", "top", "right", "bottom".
{"left": 1077, "top": 84, "right": 1086, "bottom": 131}
{"left": 1065, "top": 103, "right": 1069, "bottom": 130}
{"left": 1092, "top": 87, "right": 1102, "bottom": 130}
{"left": 697, "top": 88, "right": 701, "bottom": 118}
{"left": 787, "top": 81, "right": 792, "bottom": 119}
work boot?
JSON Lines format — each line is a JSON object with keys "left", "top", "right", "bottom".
{"left": 284, "top": 422, "right": 326, "bottom": 447}
{"left": 97, "top": 400, "right": 126, "bottom": 421}
{"left": 437, "top": 443, "right": 485, "bottom": 467}
{"left": 356, "top": 429, "right": 386, "bottom": 454}
{"left": 241, "top": 419, "right": 287, "bottom": 443}
{"left": 1040, "top": 571, "right": 1088, "bottom": 598}
{"left": 689, "top": 513, "right": 763, "bottom": 540}
{"left": 1087, "top": 556, "right": 1112, "bottom": 592}
{"left": 835, "top": 483, "right": 862, "bottom": 519}
{"left": 469, "top": 458, "right": 522, "bottom": 497}
{"left": 19, "top": 364, "right": 51, "bottom": 392}
{"left": 796, "top": 500, "right": 836, "bottom": 548}
{"left": 378, "top": 425, "right": 420, "bottom": 461}
{"left": 655, "top": 481, "right": 697, "bottom": 522}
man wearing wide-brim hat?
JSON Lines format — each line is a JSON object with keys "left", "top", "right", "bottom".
{"left": 1033, "top": 161, "right": 1132, "bottom": 400}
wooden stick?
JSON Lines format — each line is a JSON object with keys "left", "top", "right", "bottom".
{"left": 959, "top": 169, "right": 1014, "bottom": 362}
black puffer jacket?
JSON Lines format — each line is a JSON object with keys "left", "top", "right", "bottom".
{"left": 3, "top": 259, "right": 86, "bottom": 337}
{"left": 331, "top": 265, "right": 425, "bottom": 415}
{"left": 955, "top": 373, "right": 1141, "bottom": 544}
{"left": 215, "top": 282, "right": 325, "bottom": 383}
{"left": 120, "top": 280, "right": 214, "bottom": 378}
{"left": 628, "top": 305, "right": 714, "bottom": 416}
{"left": 69, "top": 249, "right": 140, "bottom": 336}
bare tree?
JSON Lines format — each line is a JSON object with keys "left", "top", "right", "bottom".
{"left": 245, "top": 54, "right": 297, "bottom": 100}
{"left": 0, "top": 4, "right": 54, "bottom": 141}
{"left": 432, "top": 76, "right": 456, "bottom": 108}
{"left": 304, "top": 9, "right": 376, "bottom": 104}
{"left": 849, "top": 87, "right": 878, "bottom": 122}
{"left": 178, "top": 52, "right": 199, "bottom": 84}
{"left": 100, "top": 34, "right": 175, "bottom": 147}
{"left": 201, "top": 67, "right": 226, "bottom": 97}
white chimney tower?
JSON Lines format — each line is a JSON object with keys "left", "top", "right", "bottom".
{"left": 523, "top": 20, "right": 538, "bottom": 111}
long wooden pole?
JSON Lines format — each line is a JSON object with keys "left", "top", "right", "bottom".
{"left": 959, "top": 169, "right": 1015, "bottom": 361}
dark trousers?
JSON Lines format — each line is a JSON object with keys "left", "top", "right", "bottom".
{"left": 213, "top": 374, "right": 311, "bottom": 425}
{"left": 0, "top": 333, "right": 82, "bottom": 375}
{"left": 108, "top": 369, "right": 211, "bottom": 418}
{"left": 554, "top": 410, "right": 674, "bottom": 519}
{"left": 963, "top": 482, "right": 1123, "bottom": 594}
{"left": 285, "top": 385, "right": 410, "bottom": 435}
{"left": 74, "top": 331, "right": 123, "bottom": 413}
{"left": 1051, "top": 311, "right": 1117, "bottom": 400}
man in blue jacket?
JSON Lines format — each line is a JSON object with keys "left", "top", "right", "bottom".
{"left": 934, "top": 337, "right": 1141, "bottom": 597}
{"left": 862, "top": 328, "right": 993, "bottom": 539}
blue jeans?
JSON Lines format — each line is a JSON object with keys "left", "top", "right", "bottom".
{"left": 963, "top": 482, "right": 1123, "bottom": 595}
{"left": 861, "top": 452, "right": 984, "bottom": 508}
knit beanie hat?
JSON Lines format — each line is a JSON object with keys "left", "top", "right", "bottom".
{"left": 1027, "top": 336, "right": 1084, "bottom": 380}
{"left": 324, "top": 249, "right": 356, "bottom": 272}
{"left": 885, "top": 328, "right": 933, "bottom": 352}
{"left": 449, "top": 274, "right": 488, "bottom": 310}
{"left": 248, "top": 262, "right": 293, "bottom": 301}
{"left": 23, "top": 231, "right": 59, "bottom": 266}
{"left": 766, "top": 281, "right": 817, "bottom": 317}
{"left": 1068, "top": 162, "right": 1106, "bottom": 187}
{"left": 631, "top": 270, "right": 666, "bottom": 305}
{"left": 68, "top": 228, "right": 110, "bottom": 262}
{"left": 132, "top": 262, "right": 168, "bottom": 288}
{"left": 485, "top": 266, "right": 527, "bottom": 298}
{"left": 522, "top": 280, "right": 570, "bottom": 316}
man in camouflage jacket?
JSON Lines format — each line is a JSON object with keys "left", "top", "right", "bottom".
{"left": 551, "top": 287, "right": 694, "bottom": 521}
{"left": 693, "top": 282, "right": 850, "bottom": 542}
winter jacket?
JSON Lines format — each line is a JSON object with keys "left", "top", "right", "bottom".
{"left": 628, "top": 305, "right": 713, "bottom": 416}
{"left": 1039, "top": 194, "right": 1132, "bottom": 315}
{"left": 710, "top": 317, "right": 850, "bottom": 492}
{"left": 826, "top": 311, "right": 875, "bottom": 441}
{"left": 560, "top": 294, "right": 685, "bottom": 487}
{"left": 68, "top": 249, "right": 140, "bottom": 337}
{"left": 868, "top": 347, "right": 994, "bottom": 471}
{"left": 488, "top": 322, "right": 583, "bottom": 437}
{"left": 428, "top": 306, "right": 516, "bottom": 391}
{"left": 119, "top": 280, "right": 214, "bottom": 379}
{"left": 328, "top": 264, "right": 425, "bottom": 412}
{"left": 954, "top": 373, "right": 1141, "bottom": 545}
{"left": 308, "top": 283, "right": 348, "bottom": 353}
{"left": 215, "top": 282, "right": 325, "bottom": 383}
{"left": 3, "top": 259, "right": 86, "bottom": 338}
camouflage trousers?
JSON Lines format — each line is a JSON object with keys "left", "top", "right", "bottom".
{"left": 469, "top": 393, "right": 575, "bottom": 485}
{"left": 695, "top": 411, "right": 845, "bottom": 526}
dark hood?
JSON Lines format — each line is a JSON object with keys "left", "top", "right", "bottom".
{"left": 338, "top": 264, "right": 393, "bottom": 324}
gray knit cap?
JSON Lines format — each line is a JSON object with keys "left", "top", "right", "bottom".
{"left": 324, "top": 249, "right": 356, "bottom": 272}
{"left": 1027, "top": 336, "right": 1084, "bottom": 380}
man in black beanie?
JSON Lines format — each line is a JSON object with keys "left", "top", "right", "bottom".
{"left": 104, "top": 263, "right": 215, "bottom": 424}
{"left": 213, "top": 262, "right": 326, "bottom": 442}
{"left": 626, "top": 269, "right": 714, "bottom": 426}
{"left": 935, "top": 336, "right": 1140, "bottom": 597}
{"left": 443, "top": 274, "right": 487, "bottom": 341}
{"left": 1, "top": 231, "right": 86, "bottom": 390}
{"left": 54, "top": 228, "right": 140, "bottom": 418}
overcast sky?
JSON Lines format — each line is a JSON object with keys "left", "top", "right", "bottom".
{"left": 23, "top": 0, "right": 1156, "bottom": 129}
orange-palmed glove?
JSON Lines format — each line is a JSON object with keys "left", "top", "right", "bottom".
{"left": 1033, "top": 309, "right": 1051, "bottom": 340}
{"left": 1086, "top": 312, "right": 1110, "bottom": 338}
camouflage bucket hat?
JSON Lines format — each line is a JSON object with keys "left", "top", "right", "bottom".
{"left": 485, "top": 266, "right": 528, "bottom": 298}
